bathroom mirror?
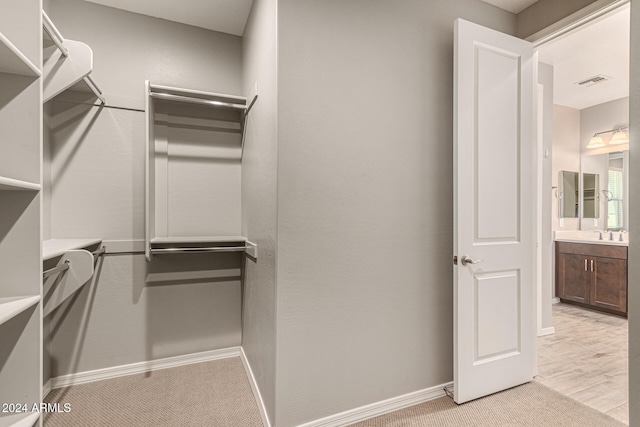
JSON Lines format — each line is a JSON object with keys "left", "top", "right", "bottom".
{"left": 582, "top": 173, "right": 599, "bottom": 219}
{"left": 559, "top": 170, "right": 579, "bottom": 218}
{"left": 581, "top": 150, "right": 628, "bottom": 230}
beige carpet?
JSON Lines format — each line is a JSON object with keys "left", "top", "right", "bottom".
{"left": 44, "top": 356, "right": 263, "bottom": 427}
{"left": 350, "top": 382, "right": 626, "bottom": 426}
{"left": 45, "top": 358, "right": 626, "bottom": 427}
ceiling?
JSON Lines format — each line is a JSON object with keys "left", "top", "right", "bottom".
{"left": 83, "top": 0, "right": 254, "bottom": 36}
{"left": 82, "top": 0, "right": 627, "bottom": 110}
{"left": 480, "top": 0, "right": 539, "bottom": 14}
{"left": 538, "top": 5, "right": 629, "bottom": 110}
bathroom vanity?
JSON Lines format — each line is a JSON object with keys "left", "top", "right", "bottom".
{"left": 555, "top": 232, "right": 628, "bottom": 317}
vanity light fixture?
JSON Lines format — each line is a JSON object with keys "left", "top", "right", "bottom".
{"left": 587, "top": 135, "right": 606, "bottom": 148}
{"left": 587, "top": 126, "right": 629, "bottom": 148}
{"left": 609, "top": 130, "right": 629, "bottom": 145}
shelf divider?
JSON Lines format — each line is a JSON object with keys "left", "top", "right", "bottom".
{"left": 43, "top": 238, "right": 102, "bottom": 261}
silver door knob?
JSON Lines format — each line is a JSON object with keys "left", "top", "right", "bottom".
{"left": 461, "top": 255, "right": 482, "bottom": 266}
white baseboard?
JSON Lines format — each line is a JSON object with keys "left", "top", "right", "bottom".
{"left": 239, "top": 348, "right": 271, "bottom": 427}
{"left": 50, "top": 347, "right": 241, "bottom": 390}
{"left": 537, "top": 326, "right": 556, "bottom": 337}
{"left": 47, "top": 349, "right": 450, "bottom": 427}
{"left": 552, "top": 297, "right": 560, "bottom": 304}
{"left": 298, "top": 381, "right": 454, "bottom": 427}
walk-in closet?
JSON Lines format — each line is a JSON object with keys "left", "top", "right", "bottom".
{"left": 3, "top": 0, "right": 640, "bottom": 426}
{"left": 2, "top": 0, "right": 274, "bottom": 425}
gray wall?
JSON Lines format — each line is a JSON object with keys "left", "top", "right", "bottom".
{"left": 539, "top": 63, "right": 554, "bottom": 331}
{"left": 552, "top": 105, "right": 582, "bottom": 231}
{"left": 241, "top": 0, "right": 278, "bottom": 424}
{"left": 628, "top": 0, "right": 639, "bottom": 424}
{"left": 45, "top": 0, "right": 245, "bottom": 378}
{"left": 517, "top": 0, "right": 606, "bottom": 38}
{"left": 275, "top": 1, "right": 515, "bottom": 425}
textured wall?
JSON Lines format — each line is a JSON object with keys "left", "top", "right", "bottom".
{"left": 241, "top": 0, "right": 278, "bottom": 424}
{"left": 539, "top": 63, "right": 554, "bottom": 330}
{"left": 552, "top": 105, "right": 582, "bottom": 231}
{"left": 517, "top": 0, "right": 609, "bottom": 39}
{"left": 275, "top": 1, "right": 515, "bottom": 425}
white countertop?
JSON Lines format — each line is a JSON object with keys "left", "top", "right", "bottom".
{"left": 554, "top": 230, "right": 628, "bottom": 247}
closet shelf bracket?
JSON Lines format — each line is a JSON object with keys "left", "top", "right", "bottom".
{"left": 43, "top": 249, "right": 96, "bottom": 317}
{"left": 42, "top": 10, "right": 68, "bottom": 57}
{"left": 43, "top": 260, "right": 69, "bottom": 279}
{"left": 92, "top": 246, "right": 106, "bottom": 259}
{"left": 42, "top": 10, "right": 105, "bottom": 105}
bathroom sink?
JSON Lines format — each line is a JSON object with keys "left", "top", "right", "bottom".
{"left": 554, "top": 230, "right": 628, "bottom": 246}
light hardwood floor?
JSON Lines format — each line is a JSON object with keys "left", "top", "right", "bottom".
{"left": 536, "top": 303, "right": 628, "bottom": 424}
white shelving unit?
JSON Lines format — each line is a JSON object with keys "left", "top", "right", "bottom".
{"left": 43, "top": 238, "right": 102, "bottom": 261}
{"left": 0, "top": 1, "right": 43, "bottom": 425}
{"left": 145, "top": 82, "right": 258, "bottom": 261}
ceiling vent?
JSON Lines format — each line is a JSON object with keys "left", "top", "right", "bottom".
{"left": 575, "top": 75, "right": 611, "bottom": 87}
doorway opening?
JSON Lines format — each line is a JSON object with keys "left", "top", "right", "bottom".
{"left": 535, "top": 3, "right": 630, "bottom": 423}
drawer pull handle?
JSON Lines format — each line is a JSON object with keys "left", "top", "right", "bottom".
{"left": 591, "top": 259, "right": 594, "bottom": 272}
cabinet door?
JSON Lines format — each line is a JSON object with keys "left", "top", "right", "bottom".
{"left": 557, "top": 253, "right": 590, "bottom": 304}
{"left": 591, "top": 257, "right": 627, "bottom": 314}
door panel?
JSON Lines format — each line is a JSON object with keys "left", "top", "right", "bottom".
{"left": 454, "top": 18, "right": 536, "bottom": 404}
{"left": 475, "top": 271, "right": 520, "bottom": 361}
{"left": 476, "top": 45, "right": 520, "bottom": 242}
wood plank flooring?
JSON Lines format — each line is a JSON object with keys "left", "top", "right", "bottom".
{"left": 536, "top": 303, "right": 628, "bottom": 424}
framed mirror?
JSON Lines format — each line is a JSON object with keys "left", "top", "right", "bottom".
{"left": 559, "top": 170, "right": 579, "bottom": 218}
{"left": 582, "top": 173, "right": 599, "bottom": 219}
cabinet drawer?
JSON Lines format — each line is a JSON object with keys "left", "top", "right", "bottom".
{"left": 556, "top": 241, "right": 627, "bottom": 260}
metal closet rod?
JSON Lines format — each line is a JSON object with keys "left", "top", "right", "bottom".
{"left": 150, "top": 92, "right": 248, "bottom": 110}
{"left": 150, "top": 246, "right": 248, "bottom": 255}
{"left": 43, "top": 260, "right": 70, "bottom": 279}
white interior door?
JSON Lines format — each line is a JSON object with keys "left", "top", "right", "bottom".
{"left": 453, "top": 18, "right": 537, "bottom": 404}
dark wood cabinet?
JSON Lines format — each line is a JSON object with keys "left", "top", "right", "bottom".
{"left": 556, "top": 241, "right": 627, "bottom": 316}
